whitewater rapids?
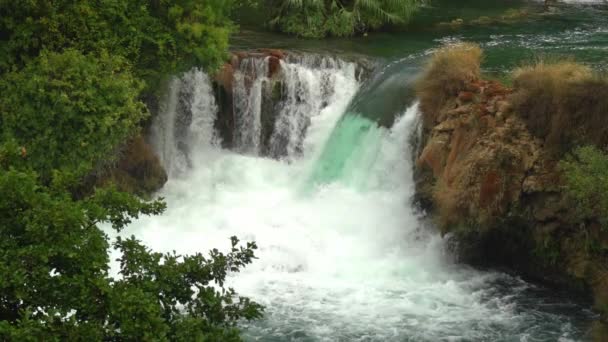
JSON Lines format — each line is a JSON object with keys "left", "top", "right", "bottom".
{"left": 111, "top": 57, "right": 590, "bottom": 341}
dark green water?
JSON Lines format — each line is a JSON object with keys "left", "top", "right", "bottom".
{"left": 233, "top": 0, "right": 608, "bottom": 71}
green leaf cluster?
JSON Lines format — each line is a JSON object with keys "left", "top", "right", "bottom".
{"left": 264, "top": 0, "right": 422, "bottom": 38}
{"left": 560, "top": 146, "right": 608, "bottom": 228}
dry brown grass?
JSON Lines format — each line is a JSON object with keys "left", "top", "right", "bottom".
{"left": 510, "top": 60, "right": 608, "bottom": 155}
{"left": 416, "top": 43, "right": 483, "bottom": 128}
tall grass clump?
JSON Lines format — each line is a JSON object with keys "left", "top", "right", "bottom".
{"left": 416, "top": 43, "right": 483, "bottom": 128}
{"left": 510, "top": 60, "right": 608, "bottom": 155}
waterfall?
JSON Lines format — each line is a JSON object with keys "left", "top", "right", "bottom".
{"left": 232, "top": 54, "right": 359, "bottom": 160}
{"left": 151, "top": 69, "right": 218, "bottom": 177}
{"left": 233, "top": 57, "right": 268, "bottom": 154}
{"left": 268, "top": 56, "right": 358, "bottom": 160}
{"left": 153, "top": 54, "right": 359, "bottom": 169}
{"left": 127, "top": 54, "right": 590, "bottom": 341}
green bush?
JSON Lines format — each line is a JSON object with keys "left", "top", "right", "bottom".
{"left": 0, "top": 167, "right": 262, "bottom": 340}
{"left": 265, "top": 0, "right": 421, "bottom": 38}
{"left": 560, "top": 146, "right": 608, "bottom": 228}
{"left": 0, "top": 0, "right": 235, "bottom": 88}
{"left": 0, "top": 50, "right": 146, "bottom": 179}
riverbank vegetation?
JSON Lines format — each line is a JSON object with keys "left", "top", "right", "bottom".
{"left": 416, "top": 43, "right": 482, "bottom": 127}
{"left": 560, "top": 146, "right": 608, "bottom": 229}
{"left": 0, "top": 1, "right": 262, "bottom": 340}
{"left": 511, "top": 61, "right": 608, "bottom": 156}
{"left": 253, "top": 0, "right": 422, "bottom": 37}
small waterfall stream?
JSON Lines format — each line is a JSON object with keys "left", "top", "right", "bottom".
{"left": 151, "top": 69, "right": 219, "bottom": 177}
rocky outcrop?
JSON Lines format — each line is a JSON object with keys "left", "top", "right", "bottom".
{"left": 414, "top": 48, "right": 608, "bottom": 327}
{"left": 96, "top": 134, "right": 168, "bottom": 197}
{"left": 416, "top": 80, "right": 540, "bottom": 230}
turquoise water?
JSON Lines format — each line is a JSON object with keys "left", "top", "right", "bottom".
{"left": 306, "top": 114, "right": 383, "bottom": 189}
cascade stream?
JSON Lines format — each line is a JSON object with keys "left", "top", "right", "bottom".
{"left": 115, "top": 54, "right": 593, "bottom": 341}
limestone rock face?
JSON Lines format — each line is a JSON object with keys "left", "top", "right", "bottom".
{"left": 416, "top": 80, "right": 540, "bottom": 229}
{"left": 414, "top": 77, "right": 608, "bottom": 319}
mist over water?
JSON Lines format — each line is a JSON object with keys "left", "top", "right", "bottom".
{"left": 114, "top": 56, "right": 593, "bottom": 341}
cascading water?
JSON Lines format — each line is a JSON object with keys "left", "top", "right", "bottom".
{"left": 151, "top": 69, "right": 218, "bottom": 177}
{"left": 121, "top": 55, "right": 592, "bottom": 341}
{"left": 270, "top": 56, "right": 358, "bottom": 160}
{"left": 233, "top": 57, "right": 268, "bottom": 154}
{"left": 231, "top": 54, "right": 359, "bottom": 160}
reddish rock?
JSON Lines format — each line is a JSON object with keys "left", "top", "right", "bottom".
{"left": 230, "top": 54, "right": 240, "bottom": 69}
{"left": 479, "top": 115, "right": 497, "bottom": 130}
{"left": 258, "top": 48, "right": 286, "bottom": 60}
{"left": 417, "top": 134, "right": 449, "bottom": 178}
{"left": 496, "top": 100, "right": 511, "bottom": 113}
{"left": 215, "top": 63, "right": 234, "bottom": 93}
{"left": 234, "top": 51, "right": 249, "bottom": 61}
{"left": 268, "top": 56, "right": 281, "bottom": 78}
{"left": 458, "top": 91, "right": 475, "bottom": 102}
{"left": 484, "top": 82, "right": 511, "bottom": 97}
{"left": 479, "top": 171, "right": 501, "bottom": 209}
{"left": 414, "top": 46, "right": 608, "bottom": 320}
{"left": 98, "top": 135, "right": 167, "bottom": 196}
{"left": 467, "top": 81, "right": 483, "bottom": 93}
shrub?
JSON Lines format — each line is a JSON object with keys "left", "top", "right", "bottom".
{"left": 416, "top": 43, "right": 483, "bottom": 127}
{"left": 265, "top": 0, "right": 421, "bottom": 38}
{"left": 510, "top": 60, "right": 608, "bottom": 155}
{"left": 0, "top": 0, "right": 234, "bottom": 88}
{"left": 0, "top": 167, "right": 262, "bottom": 340}
{"left": 0, "top": 50, "right": 147, "bottom": 179}
{"left": 560, "top": 146, "right": 608, "bottom": 228}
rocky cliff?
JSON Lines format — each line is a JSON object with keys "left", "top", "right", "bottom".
{"left": 414, "top": 44, "right": 608, "bottom": 325}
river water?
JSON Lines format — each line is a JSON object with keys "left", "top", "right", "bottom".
{"left": 112, "top": 1, "right": 608, "bottom": 341}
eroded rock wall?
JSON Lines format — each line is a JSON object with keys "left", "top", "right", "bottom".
{"left": 414, "top": 49, "right": 608, "bottom": 321}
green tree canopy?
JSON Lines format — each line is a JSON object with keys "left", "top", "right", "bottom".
{"left": 0, "top": 0, "right": 235, "bottom": 88}
{"left": 0, "top": 1, "right": 263, "bottom": 340}
{"left": 262, "top": 0, "right": 422, "bottom": 38}
{"left": 0, "top": 165, "right": 262, "bottom": 340}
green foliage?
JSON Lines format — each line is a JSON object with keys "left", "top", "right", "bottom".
{"left": 264, "top": 0, "right": 422, "bottom": 38}
{"left": 0, "top": 166, "right": 262, "bottom": 340}
{"left": 0, "top": 0, "right": 235, "bottom": 88}
{"left": 0, "top": 1, "right": 263, "bottom": 340}
{"left": 560, "top": 146, "right": 608, "bottom": 228}
{"left": 0, "top": 49, "right": 146, "bottom": 179}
